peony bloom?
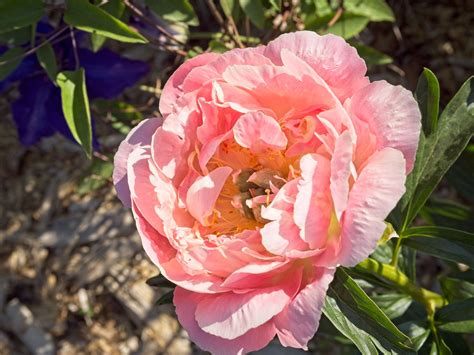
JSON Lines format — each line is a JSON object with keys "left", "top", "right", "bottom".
{"left": 114, "top": 31, "right": 420, "bottom": 354}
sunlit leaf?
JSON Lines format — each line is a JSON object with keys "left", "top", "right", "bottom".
{"left": 36, "top": 42, "right": 58, "bottom": 82}
{"left": 344, "top": 0, "right": 395, "bottom": 22}
{"left": 91, "top": 0, "right": 126, "bottom": 52}
{"left": 436, "top": 298, "right": 474, "bottom": 333}
{"left": 146, "top": 0, "right": 199, "bottom": 26}
{"left": 56, "top": 69, "right": 92, "bottom": 158}
{"left": 64, "top": 0, "right": 147, "bottom": 44}
{"left": 239, "top": 0, "right": 265, "bottom": 29}
{"left": 416, "top": 68, "right": 440, "bottom": 136}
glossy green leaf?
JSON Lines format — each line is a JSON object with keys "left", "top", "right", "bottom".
{"left": 36, "top": 42, "right": 58, "bottom": 82}
{"left": 323, "top": 296, "right": 379, "bottom": 355}
{"left": 146, "top": 0, "right": 199, "bottom": 26}
{"left": 401, "top": 226, "right": 474, "bottom": 268}
{"left": 328, "top": 269, "right": 414, "bottom": 353}
{"left": 440, "top": 271, "right": 474, "bottom": 302}
{"left": 313, "top": 13, "right": 370, "bottom": 39}
{"left": 64, "top": 0, "right": 147, "bottom": 44}
{"left": 0, "top": 0, "right": 44, "bottom": 34}
{"left": 436, "top": 298, "right": 474, "bottom": 333}
{"left": 395, "top": 76, "right": 474, "bottom": 229}
{"left": 372, "top": 293, "right": 412, "bottom": 319}
{"left": 352, "top": 42, "right": 393, "bottom": 66}
{"left": 56, "top": 69, "right": 92, "bottom": 158}
{"left": 156, "top": 290, "right": 174, "bottom": 305}
{"left": 421, "top": 199, "right": 474, "bottom": 232}
{"left": 398, "top": 322, "right": 431, "bottom": 351}
{"left": 239, "top": 0, "right": 265, "bottom": 29}
{"left": 0, "top": 47, "right": 24, "bottom": 80}
{"left": 416, "top": 68, "right": 440, "bottom": 136}
{"left": 0, "top": 26, "right": 32, "bottom": 46}
{"left": 90, "top": 0, "right": 126, "bottom": 52}
{"left": 344, "top": 0, "right": 395, "bottom": 22}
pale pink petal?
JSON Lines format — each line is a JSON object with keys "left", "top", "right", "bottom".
{"left": 330, "top": 131, "right": 353, "bottom": 219}
{"left": 151, "top": 126, "right": 185, "bottom": 180}
{"left": 160, "top": 52, "right": 219, "bottom": 117}
{"left": 294, "top": 154, "right": 332, "bottom": 249}
{"left": 336, "top": 148, "right": 406, "bottom": 266}
{"left": 349, "top": 80, "right": 421, "bottom": 172}
{"left": 186, "top": 167, "right": 233, "bottom": 226}
{"left": 264, "top": 31, "right": 369, "bottom": 101}
{"left": 274, "top": 267, "right": 335, "bottom": 350}
{"left": 174, "top": 287, "right": 277, "bottom": 355}
{"left": 221, "top": 261, "right": 290, "bottom": 289}
{"left": 194, "top": 268, "right": 302, "bottom": 340}
{"left": 113, "top": 118, "right": 162, "bottom": 208}
{"left": 233, "top": 111, "right": 288, "bottom": 152}
{"left": 261, "top": 216, "right": 309, "bottom": 256}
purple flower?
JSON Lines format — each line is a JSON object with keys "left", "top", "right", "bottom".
{"left": 1, "top": 22, "right": 150, "bottom": 147}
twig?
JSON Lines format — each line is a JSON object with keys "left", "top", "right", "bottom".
{"left": 205, "top": 0, "right": 244, "bottom": 48}
{"left": 0, "top": 26, "right": 69, "bottom": 67}
{"left": 69, "top": 27, "right": 80, "bottom": 70}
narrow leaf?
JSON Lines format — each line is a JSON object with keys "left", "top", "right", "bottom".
{"left": 352, "top": 42, "right": 393, "bottom": 66}
{"left": 0, "top": 47, "right": 24, "bottom": 80}
{"left": 372, "top": 293, "right": 412, "bottom": 319}
{"left": 402, "top": 226, "right": 474, "bottom": 268}
{"left": 398, "top": 322, "right": 431, "bottom": 351}
{"left": 436, "top": 298, "right": 474, "bottom": 333}
{"left": 91, "top": 0, "right": 126, "bottom": 52}
{"left": 56, "top": 69, "right": 92, "bottom": 158}
{"left": 64, "top": 0, "right": 147, "bottom": 44}
{"left": 0, "top": 0, "right": 44, "bottom": 34}
{"left": 440, "top": 271, "right": 474, "bottom": 302}
{"left": 395, "top": 76, "right": 474, "bottom": 229}
{"left": 323, "top": 296, "right": 379, "bottom": 355}
{"left": 416, "top": 68, "right": 440, "bottom": 136}
{"left": 329, "top": 269, "right": 414, "bottom": 353}
{"left": 146, "top": 274, "right": 176, "bottom": 289}
{"left": 36, "top": 42, "right": 58, "bottom": 82}
{"left": 156, "top": 290, "right": 174, "bottom": 306}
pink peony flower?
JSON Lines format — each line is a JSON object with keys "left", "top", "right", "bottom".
{"left": 114, "top": 31, "right": 421, "bottom": 354}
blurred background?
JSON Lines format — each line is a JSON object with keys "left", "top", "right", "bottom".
{"left": 0, "top": 0, "right": 473, "bottom": 354}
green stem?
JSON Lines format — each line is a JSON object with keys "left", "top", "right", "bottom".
{"left": 357, "top": 258, "right": 447, "bottom": 313}
{"left": 390, "top": 237, "right": 403, "bottom": 266}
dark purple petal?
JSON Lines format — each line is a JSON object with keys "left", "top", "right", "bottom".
{"left": 75, "top": 48, "right": 149, "bottom": 99}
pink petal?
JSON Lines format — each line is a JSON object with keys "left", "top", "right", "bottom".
{"left": 349, "top": 80, "right": 421, "bottom": 172}
{"left": 221, "top": 260, "right": 290, "bottom": 289}
{"left": 330, "top": 131, "right": 353, "bottom": 219}
{"left": 113, "top": 118, "right": 162, "bottom": 208}
{"left": 337, "top": 148, "right": 406, "bottom": 266}
{"left": 294, "top": 154, "right": 332, "bottom": 249}
{"left": 274, "top": 267, "right": 335, "bottom": 350}
{"left": 194, "top": 268, "right": 302, "bottom": 340}
{"left": 160, "top": 52, "right": 219, "bottom": 117}
{"left": 264, "top": 31, "right": 369, "bottom": 101}
{"left": 151, "top": 126, "right": 185, "bottom": 180}
{"left": 186, "top": 166, "right": 233, "bottom": 226}
{"left": 174, "top": 287, "right": 277, "bottom": 355}
{"left": 233, "top": 111, "right": 288, "bottom": 152}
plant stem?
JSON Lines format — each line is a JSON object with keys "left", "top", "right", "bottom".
{"left": 357, "top": 258, "right": 446, "bottom": 313}
{"left": 390, "top": 236, "right": 403, "bottom": 266}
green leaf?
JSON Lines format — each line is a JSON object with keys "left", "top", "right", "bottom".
{"left": 36, "top": 42, "right": 58, "bottom": 82}
{"left": 77, "top": 159, "right": 113, "bottom": 195}
{"left": 90, "top": 0, "right": 126, "bottom": 52}
{"left": 156, "top": 290, "right": 174, "bottom": 306}
{"left": 323, "top": 296, "right": 379, "bottom": 355}
{"left": 0, "top": 26, "right": 33, "bottom": 46}
{"left": 208, "top": 39, "right": 230, "bottom": 53}
{"left": 0, "top": 47, "right": 24, "bottom": 80}
{"left": 146, "top": 274, "right": 176, "bottom": 289}
{"left": 446, "top": 144, "right": 474, "bottom": 205}
{"left": 0, "top": 0, "right": 44, "bottom": 34}
{"left": 328, "top": 269, "right": 415, "bottom": 353}
{"left": 416, "top": 68, "right": 440, "bottom": 136}
{"left": 421, "top": 199, "right": 474, "bottom": 231}
{"left": 395, "top": 76, "right": 474, "bottom": 229}
{"left": 64, "top": 0, "right": 147, "bottom": 44}
{"left": 309, "top": 13, "right": 370, "bottom": 39}
{"left": 352, "top": 42, "right": 393, "bottom": 66}
{"left": 401, "top": 226, "right": 474, "bottom": 268}
{"left": 146, "top": 0, "right": 199, "bottom": 26}
{"left": 268, "top": 0, "right": 281, "bottom": 11}
{"left": 56, "top": 69, "right": 93, "bottom": 158}
{"left": 372, "top": 293, "right": 412, "bottom": 319}
{"left": 239, "top": 0, "right": 265, "bottom": 29}
{"left": 436, "top": 298, "right": 474, "bottom": 333}
{"left": 440, "top": 271, "right": 474, "bottom": 302}
{"left": 344, "top": 0, "right": 395, "bottom": 22}
{"left": 398, "top": 322, "right": 431, "bottom": 351}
